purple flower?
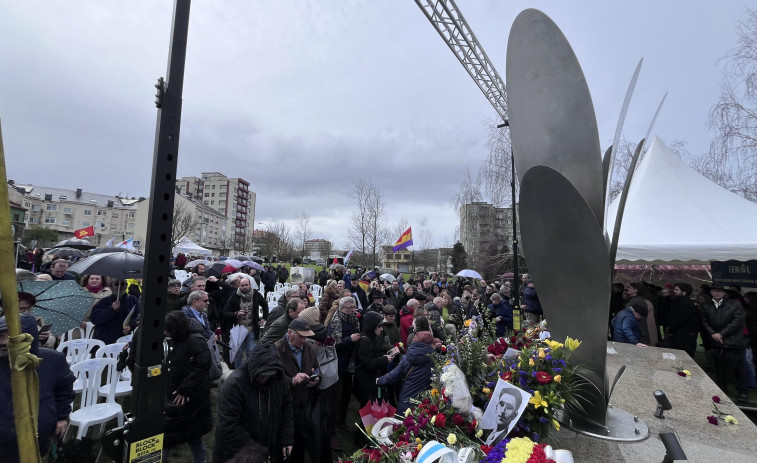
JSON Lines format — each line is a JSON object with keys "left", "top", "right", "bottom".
{"left": 553, "top": 368, "right": 562, "bottom": 373}
{"left": 712, "top": 396, "right": 721, "bottom": 403}
{"left": 539, "top": 417, "right": 548, "bottom": 424}
{"left": 486, "top": 381, "right": 495, "bottom": 388}
{"left": 677, "top": 371, "right": 686, "bottom": 377}
{"left": 532, "top": 432, "right": 540, "bottom": 441}
{"left": 707, "top": 415, "right": 719, "bottom": 426}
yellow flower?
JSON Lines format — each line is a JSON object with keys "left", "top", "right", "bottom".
{"left": 464, "top": 319, "right": 472, "bottom": 327}
{"left": 553, "top": 375, "right": 562, "bottom": 383}
{"left": 416, "top": 437, "right": 421, "bottom": 444}
{"left": 405, "top": 408, "right": 412, "bottom": 417}
{"left": 544, "top": 339, "right": 564, "bottom": 350}
{"left": 447, "top": 433, "right": 458, "bottom": 445}
{"left": 538, "top": 349, "right": 545, "bottom": 359}
{"left": 430, "top": 388, "right": 439, "bottom": 397}
{"left": 529, "top": 358, "right": 535, "bottom": 367}
{"left": 529, "top": 390, "right": 548, "bottom": 409}
{"left": 475, "top": 429, "right": 483, "bottom": 439}
{"left": 431, "top": 415, "right": 437, "bottom": 425}
{"left": 682, "top": 370, "right": 691, "bottom": 377}
{"left": 417, "top": 443, "right": 422, "bottom": 451}
{"left": 565, "top": 336, "right": 582, "bottom": 351}
{"left": 399, "top": 342, "right": 404, "bottom": 348}
{"left": 482, "top": 387, "right": 491, "bottom": 394}
{"left": 552, "top": 418, "right": 561, "bottom": 430}
{"left": 725, "top": 415, "right": 738, "bottom": 425}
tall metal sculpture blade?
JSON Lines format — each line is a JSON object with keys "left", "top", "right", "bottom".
{"left": 608, "top": 139, "right": 645, "bottom": 270}
{"left": 640, "top": 92, "right": 668, "bottom": 156}
{"left": 506, "top": 9, "right": 604, "bottom": 226}
{"left": 603, "top": 59, "right": 643, "bottom": 234}
{"left": 506, "top": 9, "right": 648, "bottom": 439}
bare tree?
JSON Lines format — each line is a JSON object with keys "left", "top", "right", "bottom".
{"left": 451, "top": 169, "right": 483, "bottom": 217}
{"left": 481, "top": 119, "right": 518, "bottom": 207}
{"left": 698, "top": 8, "right": 757, "bottom": 201}
{"left": 347, "top": 180, "right": 388, "bottom": 268}
{"left": 294, "top": 212, "right": 312, "bottom": 257}
{"left": 258, "top": 221, "right": 294, "bottom": 261}
{"left": 415, "top": 227, "right": 435, "bottom": 271}
{"left": 171, "top": 200, "right": 199, "bottom": 249}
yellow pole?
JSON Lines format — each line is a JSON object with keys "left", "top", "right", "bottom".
{"left": 0, "top": 116, "right": 41, "bottom": 461}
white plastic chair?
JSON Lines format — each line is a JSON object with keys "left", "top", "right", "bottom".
{"left": 274, "top": 282, "right": 284, "bottom": 292}
{"left": 68, "top": 358, "right": 124, "bottom": 440}
{"left": 314, "top": 295, "right": 321, "bottom": 307}
{"left": 95, "top": 343, "right": 132, "bottom": 398}
{"left": 57, "top": 339, "right": 105, "bottom": 366}
{"left": 310, "top": 285, "right": 323, "bottom": 297}
{"left": 60, "top": 322, "right": 95, "bottom": 343}
{"left": 116, "top": 334, "right": 133, "bottom": 344}
{"left": 266, "top": 292, "right": 280, "bottom": 304}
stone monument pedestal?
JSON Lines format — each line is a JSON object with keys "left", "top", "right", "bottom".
{"left": 546, "top": 342, "right": 757, "bottom": 462}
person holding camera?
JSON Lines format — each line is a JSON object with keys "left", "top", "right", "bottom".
{"left": 275, "top": 319, "right": 325, "bottom": 462}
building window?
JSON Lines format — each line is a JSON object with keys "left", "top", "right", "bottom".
{"left": 212, "top": 185, "right": 216, "bottom": 189}
{"left": 204, "top": 201, "right": 209, "bottom": 205}
{"left": 112, "top": 212, "right": 119, "bottom": 218}
{"left": 31, "top": 205, "right": 40, "bottom": 211}
{"left": 84, "top": 210, "right": 92, "bottom": 216}
{"left": 28, "top": 217, "right": 38, "bottom": 224}
{"left": 219, "top": 208, "right": 225, "bottom": 213}
{"left": 219, "top": 192, "right": 226, "bottom": 198}
{"left": 45, "top": 204, "right": 58, "bottom": 211}
{"left": 61, "top": 220, "right": 70, "bottom": 226}
{"left": 44, "top": 217, "right": 56, "bottom": 224}
{"left": 126, "top": 223, "right": 134, "bottom": 230}
{"left": 98, "top": 210, "right": 107, "bottom": 216}
{"left": 111, "top": 224, "right": 117, "bottom": 229}
{"left": 97, "top": 221, "right": 106, "bottom": 228}
{"left": 63, "top": 207, "right": 72, "bottom": 214}
{"left": 127, "top": 212, "right": 135, "bottom": 218}
{"left": 220, "top": 185, "right": 226, "bottom": 190}
{"left": 205, "top": 193, "right": 210, "bottom": 197}
{"left": 82, "top": 221, "right": 91, "bottom": 227}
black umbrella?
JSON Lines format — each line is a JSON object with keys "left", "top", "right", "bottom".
{"left": 44, "top": 247, "right": 86, "bottom": 259}
{"left": 52, "top": 238, "right": 95, "bottom": 250}
{"left": 204, "top": 262, "right": 229, "bottom": 278}
{"left": 232, "top": 255, "right": 251, "bottom": 261}
{"left": 88, "top": 247, "right": 133, "bottom": 255}
{"left": 68, "top": 252, "right": 145, "bottom": 280}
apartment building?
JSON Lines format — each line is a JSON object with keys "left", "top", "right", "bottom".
{"left": 7, "top": 182, "right": 139, "bottom": 246}
{"left": 459, "top": 202, "right": 520, "bottom": 269}
{"left": 176, "top": 172, "right": 256, "bottom": 251}
{"left": 134, "top": 193, "right": 227, "bottom": 254}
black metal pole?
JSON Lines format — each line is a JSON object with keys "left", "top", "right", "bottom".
{"left": 511, "top": 150, "right": 519, "bottom": 308}
{"left": 103, "top": 1, "right": 191, "bottom": 460}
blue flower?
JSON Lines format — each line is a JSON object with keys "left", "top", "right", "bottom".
{"left": 539, "top": 417, "right": 548, "bottom": 424}
{"left": 553, "top": 367, "right": 562, "bottom": 373}
{"left": 533, "top": 432, "right": 540, "bottom": 441}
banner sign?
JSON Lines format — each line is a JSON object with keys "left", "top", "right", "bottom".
{"left": 711, "top": 260, "right": 757, "bottom": 288}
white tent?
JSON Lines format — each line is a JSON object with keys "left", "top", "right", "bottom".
{"left": 607, "top": 136, "right": 757, "bottom": 264}
{"left": 173, "top": 237, "right": 212, "bottom": 256}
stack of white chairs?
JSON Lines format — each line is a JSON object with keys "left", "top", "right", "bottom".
{"left": 60, "top": 322, "right": 95, "bottom": 343}
{"left": 58, "top": 339, "right": 106, "bottom": 393}
{"left": 274, "top": 282, "right": 284, "bottom": 292}
{"left": 267, "top": 292, "right": 280, "bottom": 304}
{"left": 313, "top": 295, "right": 322, "bottom": 307}
{"left": 310, "top": 284, "right": 323, "bottom": 298}
{"left": 67, "top": 358, "right": 124, "bottom": 446}
{"left": 95, "top": 342, "right": 132, "bottom": 398}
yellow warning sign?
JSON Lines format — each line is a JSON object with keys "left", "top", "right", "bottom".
{"left": 129, "top": 434, "right": 164, "bottom": 463}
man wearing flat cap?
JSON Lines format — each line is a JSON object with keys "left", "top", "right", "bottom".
{"left": 275, "top": 318, "right": 324, "bottom": 461}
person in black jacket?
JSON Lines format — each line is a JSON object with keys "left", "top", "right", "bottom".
{"left": 90, "top": 279, "right": 140, "bottom": 344}
{"left": 163, "top": 311, "right": 213, "bottom": 462}
{"left": 700, "top": 284, "right": 749, "bottom": 402}
{"left": 214, "top": 342, "right": 294, "bottom": 463}
{"left": 667, "top": 283, "right": 700, "bottom": 358}
{"left": 224, "top": 277, "right": 268, "bottom": 367}
{"left": 0, "top": 314, "right": 75, "bottom": 463}
{"left": 353, "top": 311, "right": 396, "bottom": 407}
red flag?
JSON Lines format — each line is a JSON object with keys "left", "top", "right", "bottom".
{"left": 74, "top": 226, "right": 94, "bottom": 239}
{"left": 332, "top": 257, "right": 339, "bottom": 264}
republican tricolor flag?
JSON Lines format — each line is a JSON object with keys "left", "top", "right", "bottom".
{"left": 74, "top": 226, "right": 95, "bottom": 239}
{"left": 393, "top": 227, "right": 413, "bottom": 252}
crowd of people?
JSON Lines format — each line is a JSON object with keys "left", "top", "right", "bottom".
{"left": 3, "top": 253, "right": 756, "bottom": 462}
{"left": 609, "top": 281, "right": 757, "bottom": 403}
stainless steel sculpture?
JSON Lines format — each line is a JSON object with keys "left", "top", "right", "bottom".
{"left": 507, "top": 9, "right": 648, "bottom": 440}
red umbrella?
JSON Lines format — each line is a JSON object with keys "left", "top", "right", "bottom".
{"left": 358, "top": 388, "right": 396, "bottom": 434}
{"left": 222, "top": 265, "right": 237, "bottom": 274}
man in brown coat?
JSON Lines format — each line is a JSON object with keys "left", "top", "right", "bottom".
{"left": 275, "top": 319, "right": 324, "bottom": 461}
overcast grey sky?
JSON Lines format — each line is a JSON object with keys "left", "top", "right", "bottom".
{"left": 0, "top": 1, "right": 750, "bottom": 249}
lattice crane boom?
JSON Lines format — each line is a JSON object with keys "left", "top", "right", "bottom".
{"left": 414, "top": 0, "right": 508, "bottom": 122}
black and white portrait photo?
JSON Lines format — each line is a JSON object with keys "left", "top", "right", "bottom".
{"left": 480, "top": 378, "right": 530, "bottom": 445}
